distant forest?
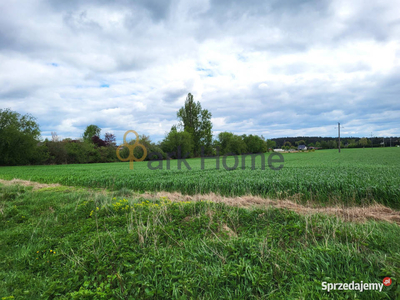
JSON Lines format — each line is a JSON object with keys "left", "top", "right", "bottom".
{"left": 270, "top": 136, "right": 400, "bottom": 149}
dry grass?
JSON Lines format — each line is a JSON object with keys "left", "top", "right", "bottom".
{"left": 1, "top": 178, "right": 399, "bottom": 225}
{"left": 221, "top": 224, "right": 237, "bottom": 238}
{"left": 0, "top": 179, "right": 61, "bottom": 190}
{"left": 142, "top": 191, "right": 400, "bottom": 225}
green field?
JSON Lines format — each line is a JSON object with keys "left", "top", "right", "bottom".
{"left": 0, "top": 183, "right": 399, "bottom": 299}
{"left": 1, "top": 148, "right": 400, "bottom": 299}
{"left": 1, "top": 148, "right": 399, "bottom": 207}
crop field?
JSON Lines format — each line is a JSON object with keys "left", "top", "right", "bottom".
{"left": 0, "top": 148, "right": 399, "bottom": 207}
{"left": 1, "top": 148, "right": 400, "bottom": 299}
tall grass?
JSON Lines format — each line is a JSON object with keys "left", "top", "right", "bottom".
{"left": 0, "top": 184, "right": 399, "bottom": 299}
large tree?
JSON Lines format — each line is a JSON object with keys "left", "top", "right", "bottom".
{"left": 0, "top": 109, "right": 43, "bottom": 165}
{"left": 177, "top": 93, "right": 212, "bottom": 156}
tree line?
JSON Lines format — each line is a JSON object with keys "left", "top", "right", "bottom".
{"left": 1, "top": 94, "right": 398, "bottom": 166}
{"left": 271, "top": 136, "right": 400, "bottom": 149}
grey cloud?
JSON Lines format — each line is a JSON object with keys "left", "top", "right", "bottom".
{"left": 63, "top": 11, "right": 103, "bottom": 31}
{"left": 203, "top": 67, "right": 400, "bottom": 137}
{"left": 0, "top": 89, "right": 32, "bottom": 99}
{"left": 49, "top": 0, "right": 172, "bottom": 22}
{"left": 162, "top": 89, "right": 187, "bottom": 103}
{"left": 1, "top": 0, "right": 399, "bottom": 142}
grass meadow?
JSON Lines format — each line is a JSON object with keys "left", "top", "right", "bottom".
{"left": 1, "top": 184, "right": 399, "bottom": 299}
{"left": 0, "top": 148, "right": 399, "bottom": 299}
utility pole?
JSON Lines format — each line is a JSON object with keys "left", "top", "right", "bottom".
{"left": 371, "top": 132, "right": 373, "bottom": 150}
{"left": 338, "top": 122, "right": 341, "bottom": 153}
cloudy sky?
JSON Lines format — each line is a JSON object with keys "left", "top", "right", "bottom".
{"left": 1, "top": 0, "right": 399, "bottom": 143}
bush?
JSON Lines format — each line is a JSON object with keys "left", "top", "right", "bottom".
{"left": 45, "top": 141, "right": 68, "bottom": 164}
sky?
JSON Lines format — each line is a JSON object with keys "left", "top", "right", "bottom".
{"left": 0, "top": 0, "right": 399, "bottom": 144}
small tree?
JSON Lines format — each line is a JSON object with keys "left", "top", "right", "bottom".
{"left": 266, "top": 140, "right": 276, "bottom": 150}
{"left": 242, "top": 134, "right": 266, "bottom": 153}
{"left": 51, "top": 132, "right": 59, "bottom": 142}
{"left": 104, "top": 132, "right": 116, "bottom": 146}
{"left": 92, "top": 135, "right": 107, "bottom": 147}
{"left": 321, "top": 141, "right": 329, "bottom": 149}
{"left": 216, "top": 132, "right": 248, "bottom": 155}
{"left": 295, "top": 140, "right": 306, "bottom": 146}
{"left": 283, "top": 141, "right": 292, "bottom": 148}
{"left": 161, "top": 127, "right": 194, "bottom": 159}
{"left": 348, "top": 139, "right": 357, "bottom": 148}
{"left": 359, "top": 137, "right": 368, "bottom": 147}
{"left": 83, "top": 125, "right": 101, "bottom": 143}
{"left": 217, "top": 132, "right": 235, "bottom": 155}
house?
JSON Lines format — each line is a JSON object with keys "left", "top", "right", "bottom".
{"left": 297, "top": 145, "right": 307, "bottom": 150}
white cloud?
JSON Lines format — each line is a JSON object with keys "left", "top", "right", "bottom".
{"left": 0, "top": 0, "right": 399, "bottom": 144}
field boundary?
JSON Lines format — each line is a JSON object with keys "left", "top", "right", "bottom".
{"left": 142, "top": 191, "right": 400, "bottom": 225}
{"left": 0, "top": 178, "right": 61, "bottom": 190}
{"left": 1, "top": 178, "right": 399, "bottom": 225}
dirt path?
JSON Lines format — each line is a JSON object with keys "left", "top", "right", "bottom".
{"left": 1, "top": 178, "right": 399, "bottom": 225}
